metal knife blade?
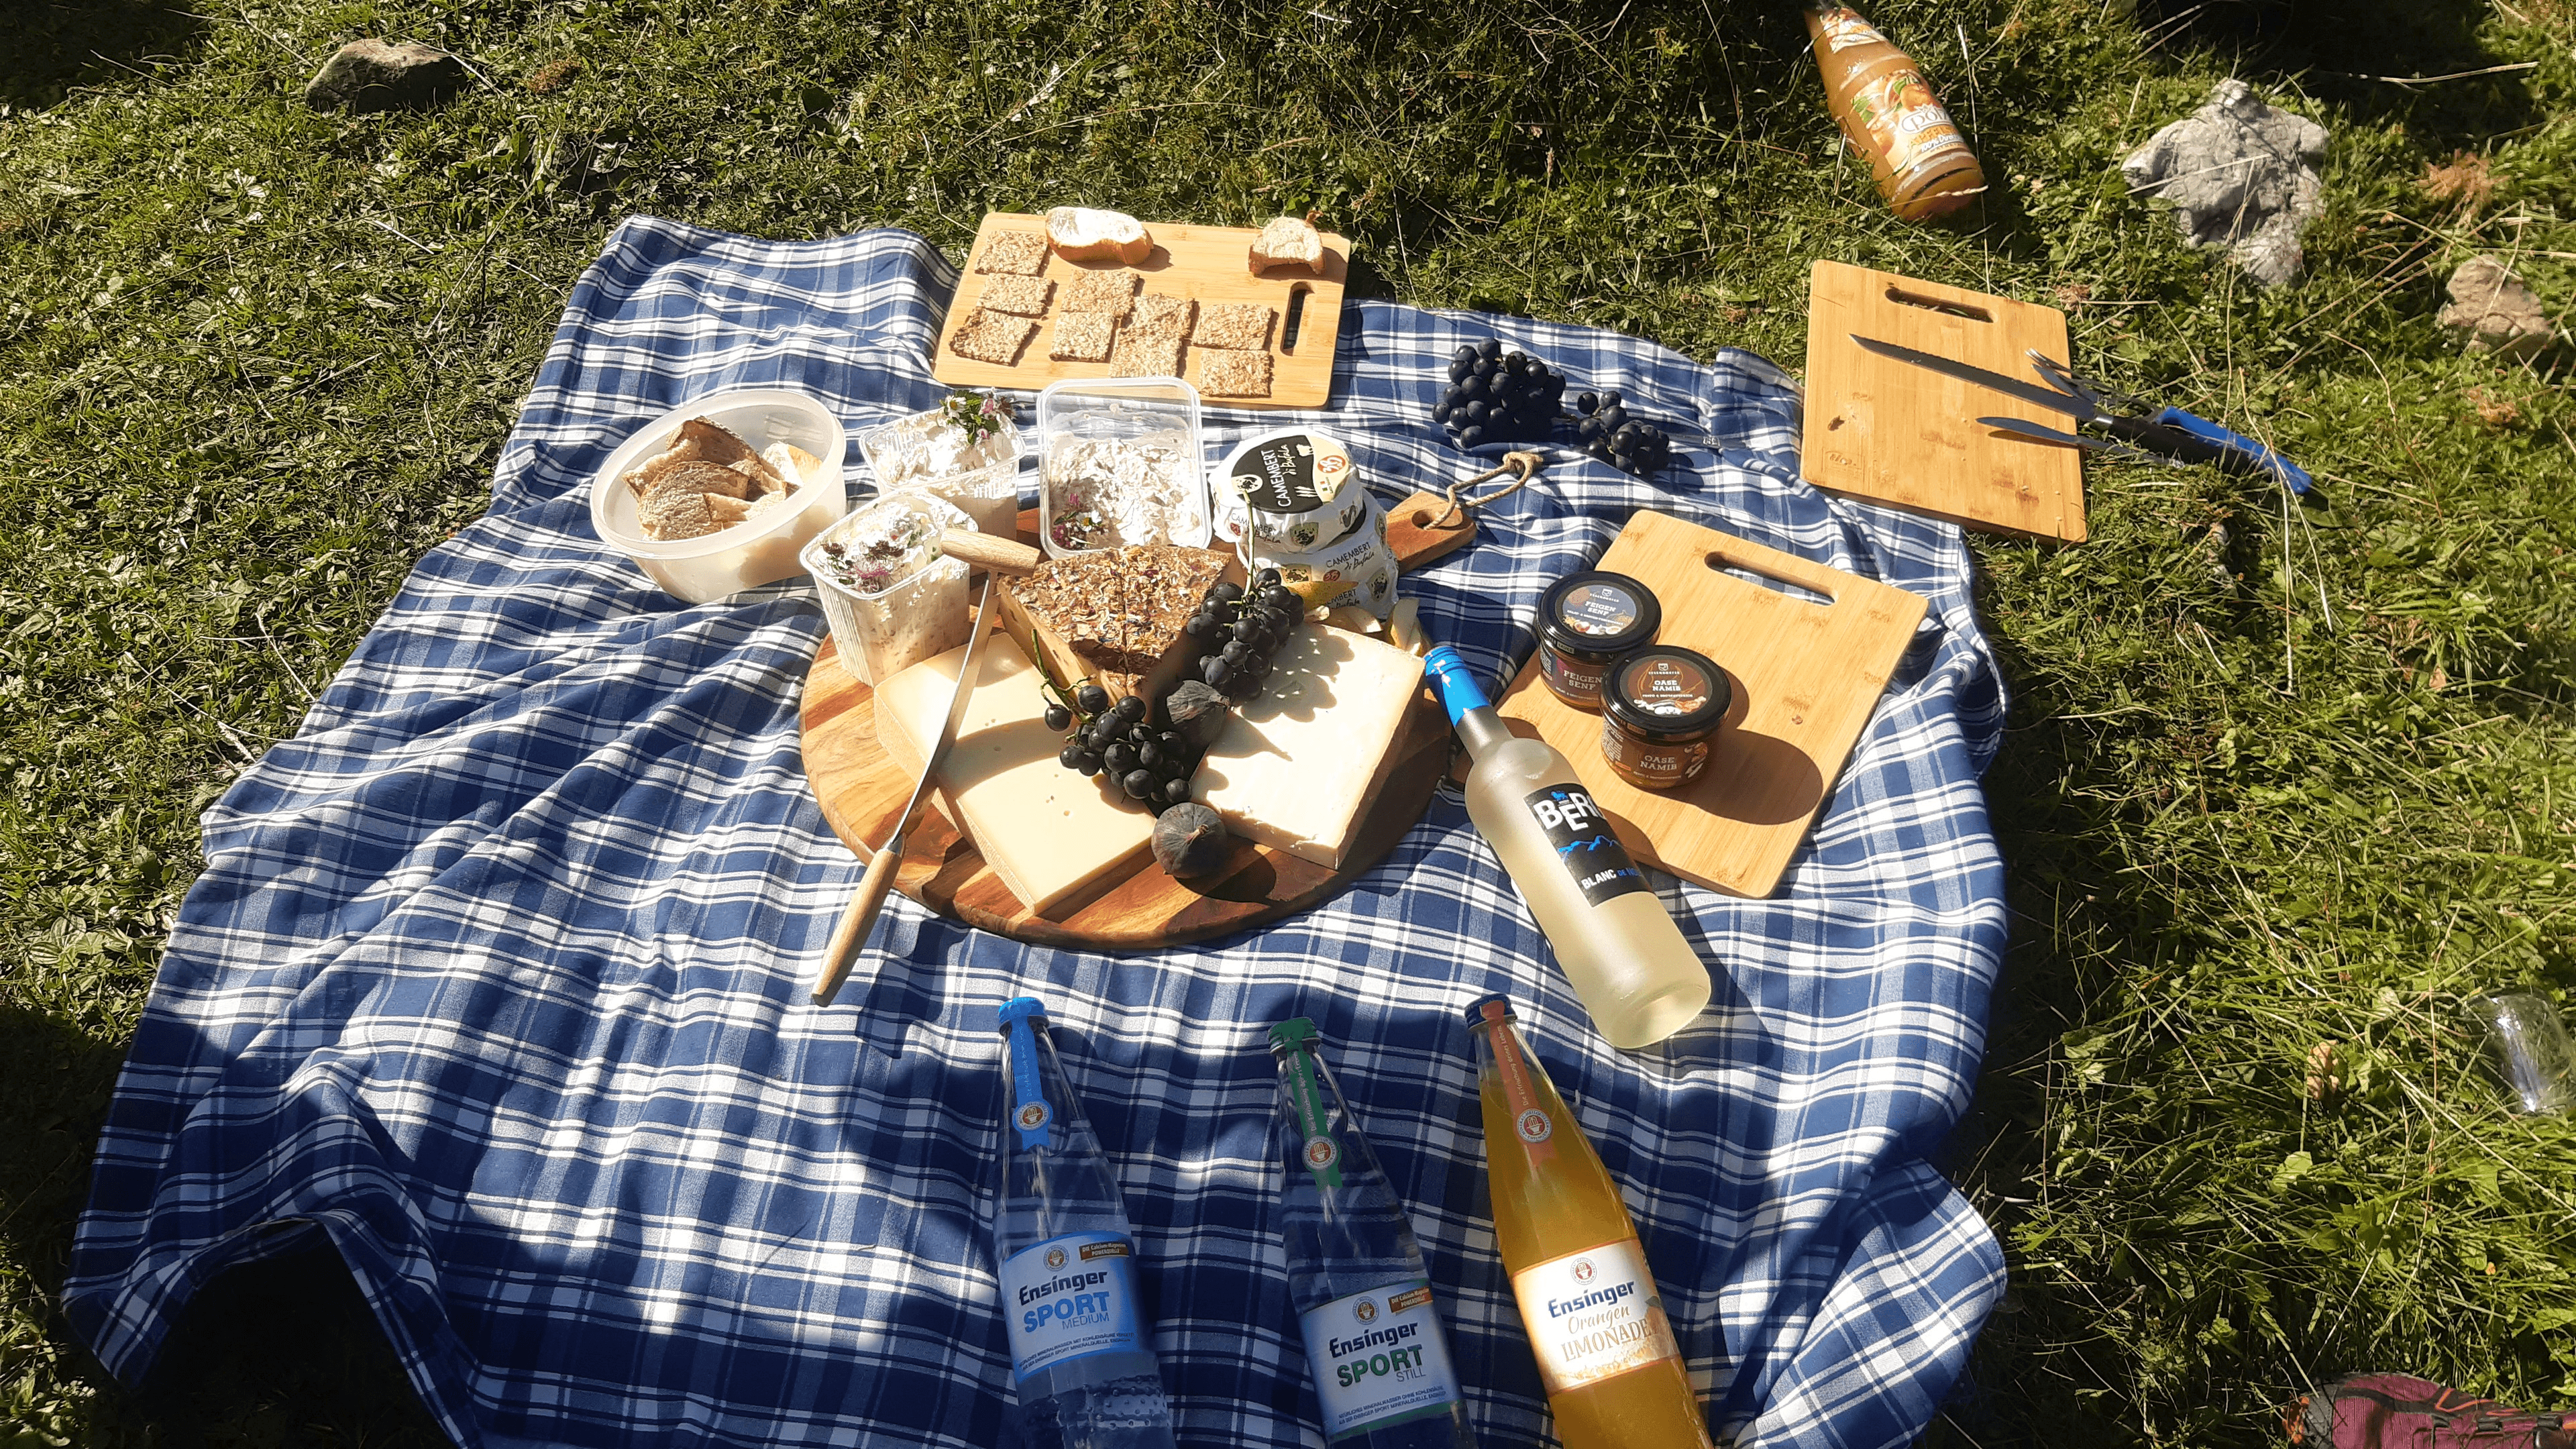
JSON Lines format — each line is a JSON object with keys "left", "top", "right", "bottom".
{"left": 811, "top": 573, "right": 997, "bottom": 1006}
{"left": 1977, "top": 416, "right": 2154, "bottom": 464}
{"left": 1851, "top": 335, "right": 2093, "bottom": 421}
{"left": 890, "top": 572, "right": 998, "bottom": 852}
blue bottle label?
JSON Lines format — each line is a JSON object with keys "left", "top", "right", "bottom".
{"left": 998, "top": 1232, "right": 1146, "bottom": 1382}
{"left": 1297, "top": 1279, "right": 1462, "bottom": 1440}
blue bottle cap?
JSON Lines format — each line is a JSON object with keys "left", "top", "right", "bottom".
{"left": 997, "top": 996, "right": 1049, "bottom": 1032}
{"left": 1463, "top": 991, "right": 1515, "bottom": 1031}
{"left": 1425, "top": 646, "right": 1492, "bottom": 726}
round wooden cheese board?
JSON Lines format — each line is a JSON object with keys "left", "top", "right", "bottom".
{"left": 796, "top": 493, "right": 1478, "bottom": 953}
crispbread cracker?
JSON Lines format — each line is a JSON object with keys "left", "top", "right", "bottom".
{"left": 1196, "top": 349, "right": 1275, "bottom": 398}
{"left": 1127, "top": 293, "right": 1195, "bottom": 341}
{"left": 1191, "top": 302, "right": 1275, "bottom": 352}
{"left": 973, "top": 231, "right": 1049, "bottom": 276}
{"left": 1063, "top": 268, "right": 1142, "bottom": 318}
{"left": 979, "top": 275, "right": 1056, "bottom": 316}
{"left": 949, "top": 309, "right": 1039, "bottom": 365}
{"left": 1108, "top": 330, "right": 1185, "bottom": 378}
{"left": 1049, "top": 313, "right": 1117, "bottom": 362}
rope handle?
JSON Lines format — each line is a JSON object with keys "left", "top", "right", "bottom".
{"left": 1431, "top": 450, "right": 1545, "bottom": 529}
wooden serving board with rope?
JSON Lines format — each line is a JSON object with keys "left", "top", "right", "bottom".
{"left": 798, "top": 494, "right": 1473, "bottom": 952}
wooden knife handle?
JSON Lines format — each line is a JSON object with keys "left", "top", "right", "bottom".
{"left": 812, "top": 843, "right": 903, "bottom": 1006}
{"left": 939, "top": 528, "right": 1042, "bottom": 576}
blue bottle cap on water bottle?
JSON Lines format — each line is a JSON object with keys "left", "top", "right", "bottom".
{"left": 997, "top": 996, "right": 1049, "bottom": 1032}
{"left": 1425, "top": 645, "right": 1493, "bottom": 725}
{"left": 1463, "top": 992, "right": 1516, "bottom": 1031}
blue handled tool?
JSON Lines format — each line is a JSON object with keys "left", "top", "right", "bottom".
{"left": 1848, "top": 335, "right": 2313, "bottom": 496}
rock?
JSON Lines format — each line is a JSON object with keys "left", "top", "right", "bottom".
{"left": 2121, "top": 79, "right": 2328, "bottom": 289}
{"left": 302, "top": 39, "right": 468, "bottom": 113}
{"left": 2438, "top": 256, "right": 2553, "bottom": 360}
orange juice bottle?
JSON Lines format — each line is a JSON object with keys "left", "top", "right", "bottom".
{"left": 1464, "top": 995, "right": 1712, "bottom": 1448}
{"left": 1805, "top": 1, "right": 1986, "bottom": 221}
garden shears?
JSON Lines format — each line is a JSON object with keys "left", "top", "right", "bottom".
{"left": 1850, "top": 335, "right": 2314, "bottom": 496}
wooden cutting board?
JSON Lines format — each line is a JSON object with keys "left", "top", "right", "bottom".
{"left": 1801, "top": 260, "right": 2088, "bottom": 543}
{"left": 931, "top": 213, "right": 1351, "bottom": 409}
{"left": 1493, "top": 509, "right": 1929, "bottom": 898}
{"left": 798, "top": 493, "right": 1472, "bottom": 952}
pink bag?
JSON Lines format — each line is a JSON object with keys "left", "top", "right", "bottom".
{"left": 2288, "top": 1373, "right": 2575, "bottom": 1448}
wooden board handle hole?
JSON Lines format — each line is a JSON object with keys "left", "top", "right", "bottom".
{"left": 1884, "top": 285, "right": 1992, "bottom": 323}
{"left": 1281, "top": 282, "right": 1312, "bottom": 354}
{"left": 1705, "top": 549, "right": 1835, "bottom": 606}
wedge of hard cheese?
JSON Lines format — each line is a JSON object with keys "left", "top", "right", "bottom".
{"left": 875, "top": 631, "right": 1155, "bottom": 917}
{"left": 1192, "top": 623, "right": 1426, "bottom": 869}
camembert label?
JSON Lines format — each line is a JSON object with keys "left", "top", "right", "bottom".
{"left": 1522, "top": 785, "right": 1649, "bottom": 906}
{"left": 1508, "top": 1238, "right": 1684, "bottom": 1395}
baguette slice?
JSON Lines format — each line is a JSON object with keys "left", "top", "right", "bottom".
{"left": 1045, "top": 207, "right": 1153, "bottom": 265}
{"left": 1248, "top": 215, "right": 1324, "bottom": 276}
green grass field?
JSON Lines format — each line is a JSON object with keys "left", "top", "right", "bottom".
{"left": 4, "top": 0, "right": 2573, "bottom": 1443}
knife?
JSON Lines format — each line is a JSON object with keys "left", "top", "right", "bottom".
{"left": 1850, "top": 334, "right": 2310, "bottom": 492}
{"left": 810, "top": 528, "right": 1041, "bottom": 1006}
{"left": 1974, "top": 415, "right": 2154, "bottom": 462}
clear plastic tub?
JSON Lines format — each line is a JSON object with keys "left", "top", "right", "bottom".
{"left": 800, "top": 492, "right": 975, "bottom": 685}
{"left": 853, "top": 402, "right": 1025, "bottom": 539}
{"left": 589, "top": 388, "right": 848, "bottom": 603}
{"left": 1034, "top": 376, "right": 1211, "bottom": 559}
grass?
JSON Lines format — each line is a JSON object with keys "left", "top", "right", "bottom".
{"left": 2, "top": 0, "right": 2573, "bottom": 1443}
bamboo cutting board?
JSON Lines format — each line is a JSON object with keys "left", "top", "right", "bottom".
{"left": 1802, "top": 260, "right": 2088, "bottom": 543}
{"left": 932, "top": 213, "right": 1351, "bottom": 409}
{"left": 1493, "top": 509, "right": 1929, "bottom": 898}
{"left": 798, "top": 496, "right": 1469, "bottom": 952}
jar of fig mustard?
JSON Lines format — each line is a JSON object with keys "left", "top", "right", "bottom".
{"left": 1535, "top": 571, "right": 1661, "bottom": 709}
{"left": 1600, "top": 647, "right": 1729, "bottom": 790}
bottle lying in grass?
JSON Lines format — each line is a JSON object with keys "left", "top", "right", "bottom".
{"left": 1804, "top": 1, "right": 1987, "bottom": 221}
{"left": 1268, "top": 1017, "right": 1478, "bottom": 1447}
{"left": 1465, "top": 996, "right": 1712, "bottom": 1449}
{"left": 991, "top": 996, "right": 1178, "bottom": 1449}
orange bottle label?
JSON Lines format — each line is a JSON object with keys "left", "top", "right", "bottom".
{"left": 1814, "top": 7, "right": 1889, "bottom": 51}
{"left": 1846, "top": 68, "right": 1968, "bottom": 182}
{"left": 1507, "top": 1239, "right": 1684, "bottom": 1395}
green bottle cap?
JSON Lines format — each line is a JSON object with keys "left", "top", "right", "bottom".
{"left": 1268, "top": 1016, "right": 1321, "bottom": 1053}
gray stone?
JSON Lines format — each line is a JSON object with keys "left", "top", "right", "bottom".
{"left": 2437, "top": 256, "right": 2554, "bottom": 360}
{"left": 2122, "top": 79, "right": 2329, "bottom": 289}
{"left": 303, "top": 39, "right": 468, "bottom": 113}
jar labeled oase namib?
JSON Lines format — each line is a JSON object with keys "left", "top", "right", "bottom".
{"left": 1536, "top": 571, "right": 1661, "bottom": 708}
{"left": 1601, "top": 647, "right": 1729, "bottom": 790}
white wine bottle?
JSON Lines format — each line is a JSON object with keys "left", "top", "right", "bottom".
{"left": 1426, "top": 647, "right": 1713, "bottom": 1049}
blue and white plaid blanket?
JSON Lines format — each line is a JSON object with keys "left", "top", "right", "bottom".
{"left": 69, "top": 220, "right": 2007, "bottom": 1449}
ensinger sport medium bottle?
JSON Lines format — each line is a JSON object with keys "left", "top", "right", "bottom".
{"left": 1466, "top": 995, "right": 1712, "bottom": 1449}
{"left": 1269, "top": 1018, "right": 1478, "bottom": 1447}
{"left": 991, "top": 996, "right": 1179, "bottom": 1449}
{"left": 1426, "top": 645, "right": 1712, "bottom": 1049}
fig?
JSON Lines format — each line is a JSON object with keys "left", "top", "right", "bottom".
{"left": 1151, "top": 802, "right": 1231, "bottom": 879}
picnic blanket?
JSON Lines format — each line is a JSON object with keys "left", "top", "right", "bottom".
{"left": 67, "top": 219, "right": 2008, "bottom": 1449}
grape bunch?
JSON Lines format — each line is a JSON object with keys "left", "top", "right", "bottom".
{"left": 1183, "top": 567, "right": 1303, "bottom": 704}
{"left": 1434, "top": 339, "right": 1566, "bottom": 449}
{"left": 1574, "top": 390, "right": 1673, "bottom": 476}
{"left": 1045, "top": 568, "right": 1304, "bottom": 811}
{"left": 1049, "top": 686, "right": 1199, "bottom": 809}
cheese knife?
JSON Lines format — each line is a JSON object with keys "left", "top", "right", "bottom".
{"left": 811, "top": 528, "right": 1042, "bottom": 1007}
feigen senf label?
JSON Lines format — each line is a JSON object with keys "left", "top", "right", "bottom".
{"left": 1297, "top": 1281, "right": 1462, "bottom": 1440}
{"left": 1522, "top": 785, "right": 1648, "bottom": 906}
{"left": 997, "top": 1232, "right": 1146, "bottom": 1382}
{"left": 1508, "top": 1238, "right": 1685, "bottom": 1395}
